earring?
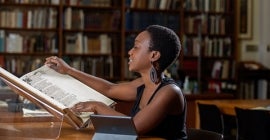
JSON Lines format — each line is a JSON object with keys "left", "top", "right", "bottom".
{"left": 150, "top": 62, "right": 159, "bottom": 84}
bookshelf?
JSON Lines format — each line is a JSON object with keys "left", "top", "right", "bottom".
{"left": 0, "top": 1, "right": 60, "bottom": 77}
{"left": 181, "top": 0, "right": 238, "bottom": 95}
{"left": 0, "top": 0, "right": 122, "bottom": 81}
{"left": 0, "top": 0, "right": 238, "bottom": 96}
{"left": 61, "top": 1, "right": 122, "bottom": 80}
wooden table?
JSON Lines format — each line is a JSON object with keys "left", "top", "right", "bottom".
{"left": 196, "top": 99, "right": 270, "bottom": 116}
{"left": 1, "top": 94, "right": 165, "bottom": 140}
{"left": 59, "top": 123, "right": 165, "bottom": 140}
{"left": 194, "top": 99, "right": 270, "bottom": 128}
{"left": 0, "top": 106, "right": 164, "bottom": 140}
{"left": 0, "top": 121, "right": 165, "bottom": 140}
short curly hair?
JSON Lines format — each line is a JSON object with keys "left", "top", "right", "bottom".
{"left": 146, "top": 25, "right": 181, "bottom": 72}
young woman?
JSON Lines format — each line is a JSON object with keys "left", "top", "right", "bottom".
{"left": 45, "top": 25, "right": 187, "bottom": 139}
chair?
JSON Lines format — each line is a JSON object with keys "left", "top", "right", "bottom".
{"left": 187, "top": 128, "right": 223, "bottom": 140}
{"left": 197, "top": 103, "right": 224, "bottom": 134}
{"left": 235, "top": 107, "right": 270, "bottom": 140}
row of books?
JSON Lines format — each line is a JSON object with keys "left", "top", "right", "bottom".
{"left": 127, "top": 0, "right": 181, "bottom": 10}
{"left": 0, "top": 31, "right": 58, "bottom": 53}
{"left": 182, "top": 59, "right": 237, "bottom": 94}
{"left": 63, "top": 7, "right": 121, "bottom": 30}
{"left": 1, "top": 55, "right": 117, "bottom": 79}
{"left": 0, "top": 0, "right": 60, "bottom": 4}
{"left": 184, "top": 0, "right": 232, "bottom": 12}
{"left": 0, "top": 30, "right": 119, "bottom": 55}
{"left": 1, "top": 56, "right": 45, "bottom": 77}
{"left": 0, "top": 8, "right": 58, "bottom": 29}
{"left": 125, "top": 11, "right": 180, "bottom": 31}
{"left": 183, "top": 36, "right": 232, "bottom": 57}
{"left": 239, "top": 80, "right": 269, "bottom": 99}
{"left": 63, "top": 56, "right": 119, "bottom": 78}
{"left": 211, "top": 60, "right": 231, "bottom": 79}
{"left": 182, "top": 78, "right": 237, "bottom": 94}
{"left": 183, "top": 59, "right": 235, "bottom": 80}
{"left": 0, "top": 0, "right": 120, "bottom": 7}
{"left": 184, "top": 15, "right": 230, "bottom": 35}
{"left": 65, "top": 56, "right": 114, "bottom": 78}
{"left": 64, "top": 0, "right": 112, "bottom": 7}
{"left": 207, "top": 80, "right": 237, "bottom": 94}
{"left": 65, "top": 33, "right": 112, "bottom": 55}
{"left": 64, "top": 8, "right": 84, "bottom": 30}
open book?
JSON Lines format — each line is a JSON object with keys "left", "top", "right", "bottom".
{"left": 0, "top": 65, "right": 116, "bottom": 129}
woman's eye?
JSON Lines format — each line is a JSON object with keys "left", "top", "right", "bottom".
{"left": 134, "top": 45, "right": 140, "bottom": 48}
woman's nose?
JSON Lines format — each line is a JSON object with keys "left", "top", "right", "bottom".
{"left": 128, "top": 48, "right": 133, "bottom": 55}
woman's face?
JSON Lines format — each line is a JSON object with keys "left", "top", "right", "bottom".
{"left": 128, "top": 31, "right": 152, "bottom": 73}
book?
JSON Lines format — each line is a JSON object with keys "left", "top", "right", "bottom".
{"left": 0, "top": 65, "right": 116, "bottom": 129}
{"left": 0, "top": 30, "right": 5, "bottom": 52}
{"left": 6, "top": 33, "right": 23, "bottom": 53}
{"left": 257, "top": 79, "right": 268, "bottom": 99}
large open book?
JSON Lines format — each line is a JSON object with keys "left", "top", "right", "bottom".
{"left": 0, "top": 65, "right": 116, "bottom": 129}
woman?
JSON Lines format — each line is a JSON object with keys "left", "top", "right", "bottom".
{"left": 45, "top": 25, "right": 187, "bottom": 139}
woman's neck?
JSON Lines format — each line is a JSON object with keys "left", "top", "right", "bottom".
{"left": 141, "top": 72, "right": 164, "bottom": 88}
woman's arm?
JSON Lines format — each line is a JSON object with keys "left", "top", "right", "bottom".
{"left": 66, "top": 67, "right": 143, "bottom": 101}
{"left": 45, "top": 56, "right": 142, "bottom": 101}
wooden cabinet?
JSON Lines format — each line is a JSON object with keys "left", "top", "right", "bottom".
{"left": 0, "top": 0, "right": 238, "bottom": 96}
{"left": 237, "top": 61, "right": 270, "bottom": 99}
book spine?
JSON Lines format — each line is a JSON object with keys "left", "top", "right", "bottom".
{"left": 0, "top": 30, "right": 5, "bottom": 52}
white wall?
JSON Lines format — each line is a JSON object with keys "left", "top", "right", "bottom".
{"left": 239, "top": 0, "right": 270, "bottom": 68}
{"left": 259, "top": 0, "right": 270, "bottom": 68}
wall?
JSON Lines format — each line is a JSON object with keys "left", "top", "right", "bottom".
{"left": 239, "top": 0, "right": 270, "bottom": 68}
{"left": 259, "top": 0, "right": 270, "bottom": 68}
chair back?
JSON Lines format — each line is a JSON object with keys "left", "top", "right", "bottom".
{"left": 187, "top": 128, "right": 223, "bottom": 140}
{"left": 197, "top": 103, "right": 224, "bottom": 134}
{"left": 235, "top": 107, "right": 270, "bottom": 140}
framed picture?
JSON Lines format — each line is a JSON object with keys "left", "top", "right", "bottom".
{"left": 238, "top": 0, "right": 252, "bottom": 39}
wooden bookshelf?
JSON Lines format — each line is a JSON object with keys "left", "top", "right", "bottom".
{"left": 0, "top": 0, "right": 238, "bottom": 96}
{"left": 180, "top": 0, "right": 238, "bottom": 96}
{"left": 0, "top": 0, "right": 123, "bottom": 81}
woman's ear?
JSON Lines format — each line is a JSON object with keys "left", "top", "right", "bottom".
{"left": 150, "top": 51, "right": 161, "bottom": 61}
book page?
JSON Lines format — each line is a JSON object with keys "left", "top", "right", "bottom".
{"left": 20, "top": 65, "right": 115, "bottom": 108}
{"left": 0, "top": 66, "right": 67, "bottom": 110}
{"left": 22, "top": 108, "right": 52, "bottom": 117}
{"left": 0, "top": 65, "right": 116, "bottom": 128}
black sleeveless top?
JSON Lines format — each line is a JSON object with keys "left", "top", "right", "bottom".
{"left": 130, "top": 78, "right": 187, "bottom": 140}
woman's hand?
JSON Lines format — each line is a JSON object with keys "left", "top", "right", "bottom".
{"left": 45, "top": 56, "right": 72, "bottom": 74}
{"left": 70, "top": 101, "right": 122, "bottom": 116}
{"left": 71, "top": 101, "right": 100, "bottom": 114}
